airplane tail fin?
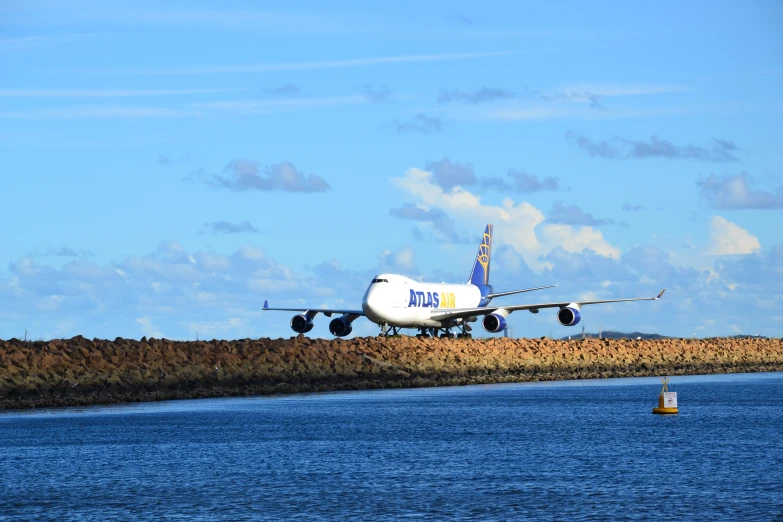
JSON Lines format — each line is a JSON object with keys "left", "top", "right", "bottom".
{"left": 468, "top": 224, "right": 493, "bottom": 286}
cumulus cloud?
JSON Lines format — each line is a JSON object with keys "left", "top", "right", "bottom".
{"left": 539, "top": 245, "right": 703, "bottom": 312}
{"left": 211, "top": 160, "right": 331, "bottom": 192}
{"left": 490, "top": 244, "right": 536, "bottom": 283}
{"left": 547, "top": 201, "right": 617, "bottom": 227}
{"left": 541, "top": 247, "right": 631, "bottom": 284}
{"left": 52, "top": 246, "right": 83, "bottom": 257}
{"left": 0, "top": 242, "right": 333, "bottom": 340}
{"left": 622, "top": 245, "right": 702, "bottom": 283}
{"left": 706, "top": 216, "right": 761, "bottom": 255}
{"left": 716, "top": 243, "right": 783, "bottom": 289}
{"left": 136, "top": 316, "right": 163, "bottom": 338}
{"left": 391, "top": 167, "right": 620, "bottom": 267}
{"left": 394, "top": 113, "right": 444, "bottom": 133}
{"left": 31, "top": 246, "right": 95, "bottom": 258}
{"left": 389, "top": 203, "right": 470, "bottom": 243}
{"left": 421, "top": 159, "right": 558, "bottom": 194}
{"left": 437, "top": 86, "right": 515, "bottom": 104}
{"left": 484, "top": 170, "right": 560, "bottom": 192}
{"left": 424, "top": 157, "right": 476, "bottom": 189}
{"left": 566, "top": 132, "right": 740, "bottom": 163}
{"left": 566, "top": 132, "right": 618, "bottom": 158}
{"left": 202, "top": 220, "right": 259, "bottom": 235}
{"left": 2, "top": 238, "right": 471, "bottom": 339}
{"left": 698, "top": 173, "right": 783, "bottom": 209}
{"left": 541, "top": 224, "right": 621, "bottom": 260}
{"left": 628, "top": 136, "right": 739, "bottom": 162}
{"left": 380, "top": 245, "right": 416, "bottom": 272}
{"left": 3, "top": 235, "right": 783, "bottom": 338}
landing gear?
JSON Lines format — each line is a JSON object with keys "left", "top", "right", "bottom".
{"left": 454, "top": 322, "right": 473, "bottom": 340}
{"left": 379, "top": 324, "right": 401, "bottom": 337}
{"left": 378, "top": 323, "right": 473, "bottom": 339}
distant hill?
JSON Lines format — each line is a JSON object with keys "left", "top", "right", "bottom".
{"left": 557, "top": 331, "right": 769, "bottom": 340}
{"left": 558, "top": 331, "right": 669, "bottom": 340}
{"left": 708, "top": 335, "right": 769, "bottom": 340}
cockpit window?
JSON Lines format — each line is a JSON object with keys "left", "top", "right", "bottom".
{"left": 371, "top": 278, "right": 389, "bottom": 283}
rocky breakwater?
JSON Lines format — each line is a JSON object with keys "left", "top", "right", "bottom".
{"left": 1, "top": 335, "right": 781, "bottom": 410}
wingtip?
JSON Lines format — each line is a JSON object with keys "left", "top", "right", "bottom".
{"left": 657, "top": 289, "right": 666, "bottom": 299}
{"left": 263, "top": 300, "right": 269, "bottom": 309}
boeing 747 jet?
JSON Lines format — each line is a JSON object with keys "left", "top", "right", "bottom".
{"left": 263, "top": 225, "right": 665, "bottom": 338}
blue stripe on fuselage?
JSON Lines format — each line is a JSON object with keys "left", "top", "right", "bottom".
{"left": 476, "top": 284, "right": 493, "bottom": 307}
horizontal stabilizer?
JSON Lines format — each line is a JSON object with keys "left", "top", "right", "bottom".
{"left": 486, "top": 284, "right": 557, "bottom": 299}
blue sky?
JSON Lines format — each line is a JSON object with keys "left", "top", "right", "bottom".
{"left": 1, "top": 1, "right": 781, "bottom": 340}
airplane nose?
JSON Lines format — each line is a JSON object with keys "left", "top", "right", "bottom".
{"left": 362, "top": 287, "right": 383, "bottom": 321}
{"left": 363, "top": 289, "right": 377, "bottom": 311}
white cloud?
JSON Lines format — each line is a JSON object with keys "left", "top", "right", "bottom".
{"left": 483, "top": 106, "right": 695, "bottom": 122}
{"left": 391, "top": 168, "right": 544, "bottom": 254}
{"left": 380, "top": 245, "right": 416, "bottom": 271}
{"left": 393, "top": 246, "right": 415, "bottom": 269}
{"left": 187, "top": 318, "right": 243, "bottom": 338}
{"left": 0, "top": 88, "right": 235, "bottom": 97}
{"left": 706, "top": 216, "right": 761, "bottom": 255}
{"left": 549, "top": 83, "right": 690, "bottom": 100}
{"left": 194, "top": 95, "right": 366, "bottom": 113}
{"left": 539, "top": 224, "right": 620, "bottom": 259}
{"left": 39, "top": 295, "right": 65, "bottom": 311}
{"left": 136, "top": 316, "right": 164, "bottom": 338}
{"left": 391, "top": 167, "right": 620, "bottom": 267}
{"left": 466, "top": 82, "right": 691, "bottom": 121}
{"left": 0, "top": 106, "right": 202, "bottom": 119}
{"left": 119, "top": 51, "right": 519, "bottom": 76}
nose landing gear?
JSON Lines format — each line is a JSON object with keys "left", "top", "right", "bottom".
{"left": 379, "top": 323, "right": 401, "bottom": 337}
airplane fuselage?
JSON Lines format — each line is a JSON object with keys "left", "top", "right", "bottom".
{"left": 362, "top": 273, "right": 484, "bottom": 328}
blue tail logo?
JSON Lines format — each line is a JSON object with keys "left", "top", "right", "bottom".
{"left": 469, "top": 224, "right": 493, "bottom": 286}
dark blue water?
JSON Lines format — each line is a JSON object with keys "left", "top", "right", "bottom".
{"left": 1, "top": 373, "right": 782, "bottom": 521}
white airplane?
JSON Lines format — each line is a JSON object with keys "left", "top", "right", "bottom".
{"left": 263, "top": 224, "right": 665, "bottom": 338}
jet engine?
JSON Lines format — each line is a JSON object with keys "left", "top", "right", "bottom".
{"left": 557, "top": 304, "right": 581, "bottom": 326}
{"left": 328, "top": 315, "right": 354, "bottom": 337}
{"left": 290, "top": 314, "right": 314, "bottom": 333}
{"left": 482, "top": 309, "right": 509, "bottom": 333}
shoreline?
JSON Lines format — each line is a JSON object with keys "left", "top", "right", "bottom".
{"left": 2, "top": 335, "right": 781, "bottom": 411}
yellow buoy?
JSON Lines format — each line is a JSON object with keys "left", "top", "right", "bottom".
{"left": 652, "top": 377, "right": 678, "bottom": 414}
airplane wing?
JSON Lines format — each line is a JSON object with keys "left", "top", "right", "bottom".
{"left": 429, "top": 289, "right": 666, "bottom": 322}
{"left": 262, "top": 300, "right": 365, "bottom": 317}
